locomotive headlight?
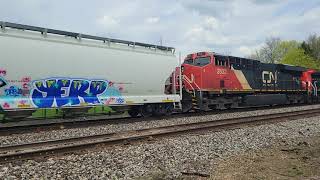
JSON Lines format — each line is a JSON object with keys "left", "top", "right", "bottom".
{"left": 181, "top": 66, "right": 185, "bottom": 72}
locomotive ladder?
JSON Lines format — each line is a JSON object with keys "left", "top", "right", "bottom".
{"left": 182, "top": 74, "right": 204, "bottom": 110}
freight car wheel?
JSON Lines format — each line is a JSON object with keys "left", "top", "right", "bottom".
{"left": 164, "top": 103, "right": 174, "bottom": 116}
{"left": 128, "top": 106, "right": 141, "bottom": 117}
{"left": 152, "top": 104, "right": 164, "bottom": 116}
{"left": 141, "top": 104, "right": 153, "bottom": 117}
{"left": 128, "top": 110, "right": 139, "bottom": 117}
{"left": 152, "top": 103, "right": 174, "bottom": 116}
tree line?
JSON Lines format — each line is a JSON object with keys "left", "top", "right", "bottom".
{"left": 248, "top": 34, "right": 320, "bottom": 69}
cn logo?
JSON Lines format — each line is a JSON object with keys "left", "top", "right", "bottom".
{"left": 262, "top": 71, "right": 277, "bottom": 83}
{"left": 0, "top": 78, "right": 7, "bottom": 88}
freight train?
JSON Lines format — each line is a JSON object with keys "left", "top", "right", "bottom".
{"left": 0, "top": 22, "right": 319, "bottom": 119}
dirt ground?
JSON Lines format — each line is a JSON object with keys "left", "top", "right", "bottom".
{"left": 211, "top": 136, "right": 320, "bottom": 180}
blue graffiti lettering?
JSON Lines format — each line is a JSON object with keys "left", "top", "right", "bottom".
{"left": 55, "top": 79, "right": 71, "bottom": 107}
{"left": 31, "top": 78, "right": 108, "bottom": 108}
{"left": 85, "top": 81, "right": 108, "bottom": 104}
{"left": 5, "top": 86, "right": 22, "bottom": 97}
{"left": 68, "top": 80, "right": 89, "bottom": 105}
{"left": 0, "top": 78, "right": 7, "bottom": 88}
{"left": 116, "top": 97, "right": 125, "bottom": 104}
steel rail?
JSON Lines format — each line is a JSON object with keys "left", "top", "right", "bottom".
{"left": 0, "top": 108, "right": 319, "bottom": 164}
{"left": 0, "top": 104, "right": 311, "bottom": 136}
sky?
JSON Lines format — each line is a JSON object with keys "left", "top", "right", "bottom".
{"left": 0, "top": 0, "right": 319, "bottom": 57}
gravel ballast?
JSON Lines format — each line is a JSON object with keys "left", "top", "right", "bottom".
{"left": 0, "top": 107, "right": 320, "bottom": 179}
{"left": 1, "top": 104, "right": 320, "bottom": 147}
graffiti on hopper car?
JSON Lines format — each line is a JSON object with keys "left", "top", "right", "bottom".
{"left": 5, "top": 86, "right": 22, "bottom": 97}
{"left": 0, "top": 76, "right": 125, "bottom": 109}
{"left": 0, "top": 69, "right": 6, "bottom": 76}
{"left": 0, "top": 78, "right": 7, "bottom": 88}
{"left": 31, "top": 78, "right": 109, "bottom": 108}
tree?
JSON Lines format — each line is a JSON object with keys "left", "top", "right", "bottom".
{"left": 281, "top": 48, "right": 318, "bottom": 69}
{"left": 301, "top": 34, "right": 320, "bottom": 61}
{"left": 248, "top": 34, "right": 320, "bottom": 69}
{"left": 252, "top": 37, "right": 282, "bottom": 63}
{"left": 277, "top": 40, "right": 300, "bottom": 57}
{"left": 246, "top": 50, "right": 261, "bottom": 60}
{"left": 301, "top": 41, "right": 312, "bottom": 55}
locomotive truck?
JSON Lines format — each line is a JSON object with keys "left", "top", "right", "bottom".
{"left": 1, "top": 22, "right": 320, "bottom": 119}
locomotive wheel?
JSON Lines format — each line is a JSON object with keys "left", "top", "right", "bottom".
{"left": 224, "top": 103, "right": 232, "bottom": 109}
{"left": 141, "top": 104, "right": 153, "bottom": 117}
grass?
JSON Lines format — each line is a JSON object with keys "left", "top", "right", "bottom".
{"left": 1, "top": 106, "right": 114, "bottom": 120}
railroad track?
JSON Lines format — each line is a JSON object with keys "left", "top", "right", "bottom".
{"left": 0, "top": 108, "right": 320, "bottom": 164}
{"left": 0, "top": 104, "right": 312, "bottom": 136}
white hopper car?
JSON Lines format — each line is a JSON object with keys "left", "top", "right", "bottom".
{"left": 0, "top": 22, "right": 181, "bottom": 118}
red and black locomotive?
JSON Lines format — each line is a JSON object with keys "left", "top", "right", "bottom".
{"left": 178, "top": 52, "right": 320, "bottom": 112}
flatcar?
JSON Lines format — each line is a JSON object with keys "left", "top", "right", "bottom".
{"left": 179, "top": 52, "right": 320, "bottom": 112}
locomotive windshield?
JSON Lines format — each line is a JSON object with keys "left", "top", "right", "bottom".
{"left": 184, "top": 57, "right": 210, "bottom": 67}
{"left": 184, "top": 59, "right": 194, "bottom": 65}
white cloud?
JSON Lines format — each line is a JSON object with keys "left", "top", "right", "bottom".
{"left": 235, "top": 43, "right": 265, "bottom": 57}
{"left": 145, "top": 17, "right": 160, "bottom": 24}
{"left": 0, "top": 0, "right": 319, "bottom": 57}
{"left": 203, "top": 16, "right": 219, "bottom": 30}
{"left": 97, "top": 15, "right": 119, "bottom": 29}
{"left": 183, "top": 15, "right": 230, "bottom": 47}
{"left": 238, "top": 46, "right": 253, "bottom": 56}
{"left": 303, "top": 7, "right": 320, "bottom": 20}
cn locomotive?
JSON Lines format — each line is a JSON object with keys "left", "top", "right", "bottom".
{"left": 0, "top": 22, "right": 319, "bottom": 119}
{"left": 178, "top": 52, "right": 320, "bottom": 112}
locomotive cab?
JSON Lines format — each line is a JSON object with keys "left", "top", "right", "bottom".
{"left": 182, "top": 52, "right": 213, "bottom": 91}
{"left": 182, "top": 52, "right": 242, "bottom": 93}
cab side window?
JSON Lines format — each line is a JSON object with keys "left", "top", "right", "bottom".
{"left": 214, "top": 55, "right": 228, "bottom": 67}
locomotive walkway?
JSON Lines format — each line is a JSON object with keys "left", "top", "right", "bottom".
{"left": 0, "top": 108, "right": 320, "bottom": 164}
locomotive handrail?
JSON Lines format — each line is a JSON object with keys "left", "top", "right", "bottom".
{"left": 314, "top": 81, "right": 318, "bottom": 96}
{"left": 182, "top": 75, "right": 196, "bottom": 96}
{"left": 0, "top": 21, "right": 175, "bottom": 53}
{"left": 183, "top": 76, "right": 195, "bottom": 92}
{"left": 311, "top": 81, "right": 318, "bottom": 96}
{"left": 182, "top": 75, "right": 202, "bottom": 97}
